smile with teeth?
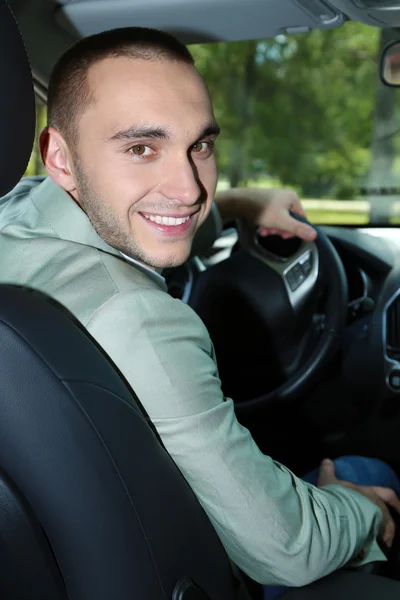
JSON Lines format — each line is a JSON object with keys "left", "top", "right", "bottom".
{"left": 143, "top": 214, "right": 191, "bottom": 226}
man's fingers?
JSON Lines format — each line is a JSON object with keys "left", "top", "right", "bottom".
{"left": 257, "top": 227, "right": 295, "bottom": 239}
{"left": 289, "top": 196, "right": 307, "bottom": 219}
{"left": 317, "top": 458, "right": 338, "bottom": 487}
{"left": 256, "top": 193, "right": 317, "bottom": 241}
{"left": 380, "top": 504, "right": 396, "bottom": 548}
{"left": 291, "top": 219, "right": 317, "bottom": 242}
{"left": 272, "top": 211, "right": 317, "bottom": 242}
{"left": 373, "top": 486, "right": 400, "bottom": 514}
{"left": 257, "top": 227, "right": 279, "bottom": 236}
{"left": 383, "top": 516, "right": 396, "bottom": 547}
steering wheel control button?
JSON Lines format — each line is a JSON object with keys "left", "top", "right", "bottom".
{"left": 387, "top": 369, "right": 400, "bottom": 392}
{"left": 285, "top": 254, "right": 312, "bottom": 292}
{"left": 286, "top": 263, "right": 306, "bottom": 292}
{"left": 286, "top": 265, "right": 304, "bottom": 291}
{"left": 300, "top": 253, "right": 312, "bottom": 275}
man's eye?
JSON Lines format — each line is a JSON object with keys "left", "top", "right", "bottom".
{"left": 129, "top": 145, "right": 152, "bottom": 157}
{"left": 191, "top": 141, "right": 213, "bottom": 155}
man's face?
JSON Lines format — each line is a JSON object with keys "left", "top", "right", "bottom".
{"left": 69, "top": 57, "right": 219, "bottom": 269}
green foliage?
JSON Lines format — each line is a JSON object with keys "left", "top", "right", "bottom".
{"left": 191, "top": 23, "right": 398, "bottom": 199}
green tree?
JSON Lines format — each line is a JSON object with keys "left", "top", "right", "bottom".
{"left": 192, "top": 23, "right": 382, "bottom": 199}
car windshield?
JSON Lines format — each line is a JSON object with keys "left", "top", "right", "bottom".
{"left": 189, "top": 22, "right": 400, "bottom": 227}
{"left": 27, "top": 21, "right": 400, "bottom": 227}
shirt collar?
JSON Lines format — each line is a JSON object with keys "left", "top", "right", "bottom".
{"left": 120, "top": 252, "right": 166, "bottom": 287}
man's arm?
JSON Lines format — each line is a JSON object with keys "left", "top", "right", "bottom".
{"left": 86, "top": 288, "right": 383, "bottom": 586}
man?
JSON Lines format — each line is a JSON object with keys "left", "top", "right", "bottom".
{"left": 0, "top": 27, "right": 399, "bottom": 596}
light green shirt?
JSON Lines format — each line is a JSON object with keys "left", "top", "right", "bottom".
{"left": 0, "top": 177, "right": 385, "bottom": 586}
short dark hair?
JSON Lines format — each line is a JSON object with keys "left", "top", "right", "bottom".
{"left": 47, "top": 27, "right": 195, "bottom": 145}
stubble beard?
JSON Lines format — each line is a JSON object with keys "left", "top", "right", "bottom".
{"left": 72, "top": 157, "right": 188, "bottom": 269}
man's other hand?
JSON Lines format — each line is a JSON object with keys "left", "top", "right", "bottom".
{"left": 318, "top": 458, "right": 400, "bottom": 549}
{"left": 214, "top": 187, "right": 317, "bottom": 242}
{"left": 252, "top": 188, "right": 317, "bottom": 242}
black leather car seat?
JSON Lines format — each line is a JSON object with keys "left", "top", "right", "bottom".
{"left": 3, "top": 3, "right": 400, "bottom": 600}
{"left": 0, "top": 2, "right": 238, "bottom": 598}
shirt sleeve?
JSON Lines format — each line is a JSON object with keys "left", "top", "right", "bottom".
{"left": 86, "top": 288, "right": 384, "bottom": 586}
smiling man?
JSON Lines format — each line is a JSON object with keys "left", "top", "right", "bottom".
{"left": 0, "top": 27, "right": 399, "bottom": 598}
{"left": 53, "top": 55, "right": 220, "bottom": 269}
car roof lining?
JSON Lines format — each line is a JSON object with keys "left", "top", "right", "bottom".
{"left": 7, "top": 0, "right": 344, "bottom": 85}
{"left": 7, "top": 0, "right": 400, "bottom": 89}
{"left": 53, "top": 0, "right": 345, "bottom": 44}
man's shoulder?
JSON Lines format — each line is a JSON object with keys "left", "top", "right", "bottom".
{"left": 86, "top": 275, "right": 211, "bottom": 350}
{"left": 86, "top": 284, "right": 214, "bottom": 381}
{"left": 98, "top": 252, "right": 165, "bottom": 294}
{"left": 89, "top": 280, "right": 201, "bottom": 327}
{"left": 37, "top": 243, "right": 169, "bottom": 326}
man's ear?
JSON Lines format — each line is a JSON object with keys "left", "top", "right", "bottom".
{"left": 39, "top": 126, "right": 77, "bottom": 193}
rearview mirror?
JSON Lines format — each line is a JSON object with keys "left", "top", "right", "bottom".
{"left": 381, "top": 41, "right": 400, "bottom": 86}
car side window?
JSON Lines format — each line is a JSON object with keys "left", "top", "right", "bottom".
{"left": 25, "top": 95, "right": 47, "bottom": 177}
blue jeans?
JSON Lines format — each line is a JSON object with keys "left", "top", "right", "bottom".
{"left": 263, "top": 456, "right": 400, "bottom": 600}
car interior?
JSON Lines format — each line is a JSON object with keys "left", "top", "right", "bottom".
{"left": 3, "top": 0, "right": 400, "bottom": 598}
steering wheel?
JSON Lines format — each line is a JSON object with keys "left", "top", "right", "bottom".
{"left": 189, "top": 215, "right": 348, "bottom": 412}
{"left": 234, "top": 216, "right": 349, "bottom": 411}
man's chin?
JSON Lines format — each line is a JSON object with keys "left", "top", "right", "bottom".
{"left": 142, "top": 247, "right": 192, "bottom": 270}
{"left": 151, "top": 254, "right": 191, "bottom": 270}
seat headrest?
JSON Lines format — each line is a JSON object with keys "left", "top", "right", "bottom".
{"left": 0, "top": 0, "right": 36, "bottom": 197}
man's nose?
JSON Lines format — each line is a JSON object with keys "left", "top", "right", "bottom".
{"left": 160, "top": 154, "right": 203, "bottom": 206}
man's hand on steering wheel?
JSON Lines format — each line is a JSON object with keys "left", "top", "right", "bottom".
{"left": 253, "top": 188, "right": 317, "bottom": 241}
{"left": 214, "top": 186, "right": 317, "bottom": 241}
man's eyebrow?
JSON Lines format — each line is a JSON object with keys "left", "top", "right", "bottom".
{"left": 108, "top": 125, "right": 170, "bottom": 142}
{"left": 107, "top": 121, "right": 220, "bottom": 143}
{"left": 199, "top": 123, "right": 221, "bottom": 138}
